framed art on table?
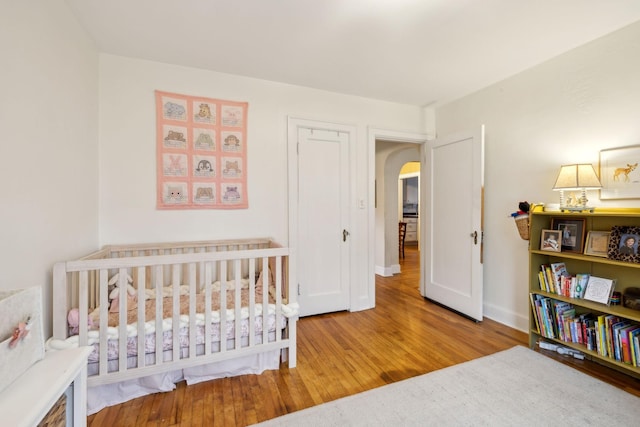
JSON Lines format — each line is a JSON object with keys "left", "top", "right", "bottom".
{"left": 608, "top": 225, "right": 640, "bottom": 263}
{"left": 551, "top": 217, "right": 586, "bottom": 253}
{"left": 540, "top": 229, "right": 561, "bottom": 252}
{"left": 583, "top": 231, "right": 611, "bottom": 258}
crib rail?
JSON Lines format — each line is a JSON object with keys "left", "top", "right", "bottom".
{"left": 52, "top": 242, "right": 297, "bottom": 386}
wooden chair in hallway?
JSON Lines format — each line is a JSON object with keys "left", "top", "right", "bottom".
{"left": 399, "top": 221, "right": 407, "bottom": 258}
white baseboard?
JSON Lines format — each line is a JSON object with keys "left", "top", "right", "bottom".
{"left": 483, "top": 301, "right": 528, "bottom": 332}
{"left": 375, "top": 264, "right": 400, "bottom": 277}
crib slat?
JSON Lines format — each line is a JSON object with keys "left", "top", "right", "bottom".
{"left": 204, "top": 262, "right": 212, "bottom": 356}
{"left": 154, "top": 266, "right": 163, "bottom": 367}
{"left": 261, "top": 257, "right": 269, "bottom": 345}
{"left": 248, "top": 258, "right": 256, "bottom": 347}
{"left": 275, "top": 255, "right": 282, "bottom": 343}
{"left": 172, "top": 264, "right": 180, "bottom": 363}
{"left": 136, "top": 267, "right": 146, "bottom": 369}
{"left": 117, "top": 268, "right": 128, "bottom": 373}
{"left": 99, "top": 270, "right": 108, "bottom": 377}
{"left": 220, "top": 261, "right": 227, "bottom": 353}
{"left": 188, "top": 262, "right": 197, "bottom": 361}
{"left": 234, "top": 259, "right": 241, "bottom": 349}
{"left": 78, "top": 271, "right": 89, "bottom": 347}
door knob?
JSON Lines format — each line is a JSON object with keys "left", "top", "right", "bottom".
{"left": 343, "top": 229, "right": 350, "bottom": 242}
{"left": 470, "top": 230, "right": 478, "bottom": 244}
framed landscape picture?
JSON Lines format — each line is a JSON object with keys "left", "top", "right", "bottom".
{"left": 551, "top": 217, "right": 586, "bottom": 253}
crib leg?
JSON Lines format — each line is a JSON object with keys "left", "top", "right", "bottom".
{"left": 288, "top": 317, "right": 297, "bottom": 368}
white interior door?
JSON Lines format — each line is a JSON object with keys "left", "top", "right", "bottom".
{"left": 422, "top": 127, "right": 484, "bottom": 321}
{"left": 289, "top": 120, "right": 351, "bottom": 317}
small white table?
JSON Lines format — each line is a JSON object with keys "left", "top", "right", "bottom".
{"left": 0, "top": 347, "right": 92, "bottom": 427}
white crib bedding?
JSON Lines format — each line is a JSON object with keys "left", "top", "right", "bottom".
{"left": 86, "top": 330, "right": 279, "bottom": 375}
{"left": 66, "top": 282, "right": 297, "bottom": 363}
{"left": 84, "top": 311, "right": 285, "bottom": 363}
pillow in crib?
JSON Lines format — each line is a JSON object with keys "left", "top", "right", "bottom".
{"left": 109, "top": 294, "right": 138, "bottom": 313}
{"left": 256, "top": 268, "right": 271, "bottom": 291}
{"left": 259, "top": 268, "right": 288, "bottom": 301}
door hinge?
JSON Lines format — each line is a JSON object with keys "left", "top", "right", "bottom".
{"left": 297, "top": 283, "right": 301, "bottom": 296}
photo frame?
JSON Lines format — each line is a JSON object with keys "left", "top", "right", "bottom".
{"left": 607, "top": 225, "right": 640, "bottom": 263}
{"left": 540, "top": 229, "right": 561, "bottom": 252}
{"left": 551, "top": 217, "right": 586, "bottom": 253}
{"left": 583, "top": 276, "right": 616, "bottom": 305}
{"left": 584, "top": 231, "right": 611, "bottom": 258}
{"left": 599, "top": 145, "right": 640, "bottom": 200}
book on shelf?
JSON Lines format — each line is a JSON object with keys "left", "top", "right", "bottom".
{"left": 541, "top": 298, "right": 555, "bottom": 339}
{"left": 550, "top": 262, "right": 568, "bottom": 295}
{"left": 538, "top": 270, "right": 548, "bottom": 292}
{"left": 611, "top": 321, "right": 630, "bottom": 362}
{"left": 632, "top": 330, "right": 640, "bottom": 367}
{"left": 544, "top": 265, "right": 555, "bottom": 294}
{"left": 620, "top": 325, "right": 640, "bottom": 365}
{"left": 553, "top": 301, "right": 573, "bottom": 341}
{"left": 597, "top": 314, "right": 608, "bottom": 357}
{"left": 579, "top": 313, "right": 594, "bottom": 346}
{"left": 574, "top": 274, "right": 590, "bottom": 299}
{"left": 529, "top": 293, "right": 542, "bottom": 334}
{"left": 586, "top": 324, "right": 597, "bottom": 352}
{"left": 605, "top": 315, "right": 621, "bottom": 360}
{"left": 530, "top": 294, "right": 556, "bottom": 339}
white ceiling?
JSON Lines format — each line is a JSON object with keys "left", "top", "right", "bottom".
{"left": 64, "top": 0, "right": 640, "bottom": 106}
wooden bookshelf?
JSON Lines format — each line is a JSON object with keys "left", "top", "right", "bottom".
{"left": 528, "top": 206, "right": 640, "bottom": 379}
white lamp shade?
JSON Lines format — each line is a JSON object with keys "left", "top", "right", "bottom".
{"left": 553, "top": 164, "right": 602, "bottom": 190}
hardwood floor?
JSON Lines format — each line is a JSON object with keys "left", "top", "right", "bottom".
{"left": 88, "top": 245, "right": 640, "bottom": 426}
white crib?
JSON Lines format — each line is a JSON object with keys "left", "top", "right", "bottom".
{"left": 51, "top": 238, "right": 297, "bottom": 414}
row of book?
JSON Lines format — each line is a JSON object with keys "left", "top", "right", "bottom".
{"left": 538, "top": 262, "right": 589, "bottom": 298}
{"left": 530, "top": 294, "right": 640, "bottom": 367}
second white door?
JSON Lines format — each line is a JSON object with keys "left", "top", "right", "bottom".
{"left": 422, "top": 127, "right": 484, "bottom": 321}
{"left": 291, "top": 121, "right": 351, "bottom": 317}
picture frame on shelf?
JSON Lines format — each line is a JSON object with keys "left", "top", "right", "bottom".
{"left": 599, "top": 145, "right": 640, "bottom": 199}
{"left": 584, "top": 231, "right": 611, "bottom": 258}
{"left": 607, "top": 225, "right": 640, "bottom": 263}
{"left": 551, "top": 217, "right": 586, "bottom": 253}
{"left": 540, "top": 229, "right": 561, "bottom": 252}
{"left": 583, "top": 276, "right": 616, "bottom": 305}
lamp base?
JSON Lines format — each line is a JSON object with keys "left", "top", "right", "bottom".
{"left": 560, "top": 206, "right": 595, "bottom": 213}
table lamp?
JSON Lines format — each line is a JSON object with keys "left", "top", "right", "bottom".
{"left": 552, "top": 164, "right": 602, "bottom": 212}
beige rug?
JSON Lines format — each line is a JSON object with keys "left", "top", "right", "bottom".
{"left": 253, "top": 345, "right": 640, "bottom": 426}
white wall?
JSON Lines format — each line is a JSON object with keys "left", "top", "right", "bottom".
{"left": 436, "top": 21, "right": 640, "bottom": 331}
{"left": 98, "top": 54, "right": 423, "bottom": 310}
{"left": 0, "top": 1, "right": 99, "bottom": 336}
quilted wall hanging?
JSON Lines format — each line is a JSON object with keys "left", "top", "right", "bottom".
{"left": 155, "top": 90, "right": 248, "bottom": 209}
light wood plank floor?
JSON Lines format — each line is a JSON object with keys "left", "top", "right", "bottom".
{"left": 88, "top": 245, "right": 640, "bottom": 426}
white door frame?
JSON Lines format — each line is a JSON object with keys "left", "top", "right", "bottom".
{"left": 367, "top": 128, "right": 429, "bottom": 308}
{"left": 288, "top": 117, "right": 357, "bottom": 312}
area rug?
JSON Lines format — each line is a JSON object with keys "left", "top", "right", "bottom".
{"left": 253, "top": 345, "right": 640, "bottom": 426}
